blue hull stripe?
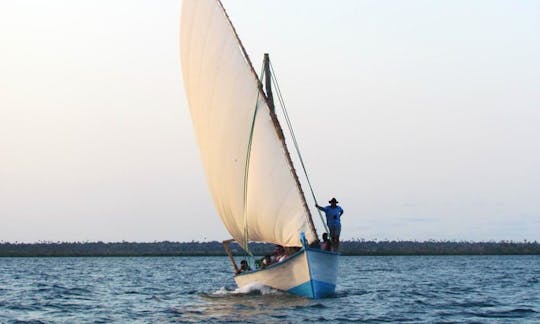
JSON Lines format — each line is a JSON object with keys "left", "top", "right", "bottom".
{"left": 288, "top": 280, "right": 336, "bottom": 298}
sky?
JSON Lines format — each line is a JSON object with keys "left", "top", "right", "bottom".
{"left": 1, "top": 0, "right": 539, "bottom": 243}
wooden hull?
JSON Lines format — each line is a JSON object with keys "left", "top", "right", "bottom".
{"left": 234, "top": 248, "right": 339, "bottom": 298}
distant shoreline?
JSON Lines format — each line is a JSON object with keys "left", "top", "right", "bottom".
{"left": 0, "top": 240, "right": 538, "bottom": 257}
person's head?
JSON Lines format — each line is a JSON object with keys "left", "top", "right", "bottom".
{"left": 240, "top": 260, "right": 248, "bottom": 269}
{"left": 329, "top": 197, "right": 338, "bottom": 207}
{"left": 274, "top": 245, "right": 284, "bottom": 254}
{"left": 322, "top": 233, "right": 328, "bottom": 240}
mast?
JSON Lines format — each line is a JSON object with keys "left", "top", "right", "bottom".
{"left": 263, "top": 53, "right": 275, "bottom": 112}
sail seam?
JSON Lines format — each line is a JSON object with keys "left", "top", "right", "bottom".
{"left": 241, "top": 65, "right": 265, "bottom": 254}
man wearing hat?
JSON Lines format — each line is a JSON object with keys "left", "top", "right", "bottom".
{"left": 316, "top": 198, "right": 344, "bottom": 251}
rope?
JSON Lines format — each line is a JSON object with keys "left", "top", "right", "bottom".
{"left": 269, "top": 62, "right": 329, "bottom": 235}
{"left": 241, "top": 63, "right": 266, "bottom": 256}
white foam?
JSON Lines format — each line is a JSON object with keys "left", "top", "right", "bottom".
{"left": 211, "top": 286, "right": 233, "bottom": 296}
{"left": 211, "top": 283, "right": 284, "bottom": 296}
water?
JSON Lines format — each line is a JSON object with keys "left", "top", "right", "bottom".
{"left": 0, "top": 256, "right": 538, "bottom": 322}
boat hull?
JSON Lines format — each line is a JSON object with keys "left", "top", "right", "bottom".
{"left": 234, "top": 248, "right": 339, "bottom": 298}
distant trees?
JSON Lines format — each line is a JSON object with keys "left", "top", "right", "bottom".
{"left": 0, "top": 241, "right": 274, "bottom": 257}
{"left": 0, "top": 240, "right": 538, "bottom": 257}
{"left": 340, "top": 240, "right": 540, "bottom": 255}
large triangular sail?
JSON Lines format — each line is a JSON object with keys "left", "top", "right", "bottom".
{"left": 180, "top": 0, "right": 318, "bottom": 248}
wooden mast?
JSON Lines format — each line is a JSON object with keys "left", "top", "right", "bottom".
{"left": 263, "top": 53, "right": 275, "bottom": 112}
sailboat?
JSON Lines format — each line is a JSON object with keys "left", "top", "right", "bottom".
{"left": 180, "top": 0, "right": 339, "bottom": 298}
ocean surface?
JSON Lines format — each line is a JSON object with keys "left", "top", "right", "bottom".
{"left": 0, "top": 255, "right": 538, "bottom": 323}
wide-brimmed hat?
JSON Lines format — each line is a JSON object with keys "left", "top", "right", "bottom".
{"left": 329, "top": 197, "right": 339, "bottom": 204}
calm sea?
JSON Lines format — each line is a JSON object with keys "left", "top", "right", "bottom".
{"left": 0, "top": 255, "right": 538, "bottom": 323}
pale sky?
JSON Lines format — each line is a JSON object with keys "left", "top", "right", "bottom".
{"left": 1, "top": 0, "right": 539, "bottom": 243}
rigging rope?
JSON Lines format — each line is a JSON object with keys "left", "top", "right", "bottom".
{"left": 241, "top": 63, "right": 266, "bottom": 256}
{"left": 269, "top": 62, "right": 330, "bottom": 235}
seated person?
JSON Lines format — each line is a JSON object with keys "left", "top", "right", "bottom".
{"left": 321, "top": 232, "right": 331, "bottom": 251}
{"left": 235, "top": 259, "right": 251, "bottom": 274}
{"left": 261, "top": 255, "right": 273, "bottom": 269}
{"left": 274, "top": 245, "right": 288, "bottom": 262}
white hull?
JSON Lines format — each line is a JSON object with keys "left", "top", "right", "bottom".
{"left": 234, "top": 248, "right": 339, "bottom": 298}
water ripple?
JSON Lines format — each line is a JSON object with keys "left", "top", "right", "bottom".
{"left": 0, "top": 255, "right": 538, "bottom": 322}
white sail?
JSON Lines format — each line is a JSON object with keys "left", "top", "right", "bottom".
{"left": 180, "top": 0, "right": 317, "bottom": 248}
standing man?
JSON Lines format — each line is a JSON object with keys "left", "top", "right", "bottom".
{"left": 316, "top": 197, "right": 344, "bottom": 252}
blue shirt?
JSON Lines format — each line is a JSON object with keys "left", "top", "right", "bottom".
{"left": 317, "top": 205, "right": 344, "bottom": 226}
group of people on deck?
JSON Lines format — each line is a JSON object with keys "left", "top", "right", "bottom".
{"left": 257, "top": 245, "right": 300, "bottom": 270}
{"left": 235, "top": 197, "right": 343, "bottom": 274}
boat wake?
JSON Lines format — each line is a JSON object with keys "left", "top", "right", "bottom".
{"left": 194, "top": 284, "right": 310, "bottom": 321}
{"left": 207, "top": 283, "right": 286, "bottom": 297}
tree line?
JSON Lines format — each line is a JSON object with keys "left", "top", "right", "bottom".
{"left": 0, "top": 240, "right": 538, "bottom": 257}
